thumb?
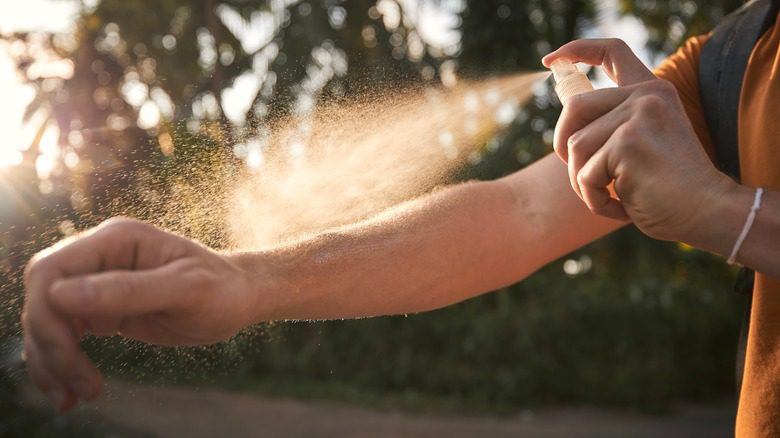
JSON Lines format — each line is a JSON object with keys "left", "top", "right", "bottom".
{"left": 542, "top": 38, "right": 655, "bottom": 86}
{"left": 48, "top": 259, "right": 195, "bottom": 317}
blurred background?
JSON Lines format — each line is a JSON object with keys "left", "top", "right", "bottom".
{"left": 0, "top": 0, "right": 747, "bottom": 436}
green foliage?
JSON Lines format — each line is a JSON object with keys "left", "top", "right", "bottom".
{"left": 620, "top": 0, "right": 742, "bottom": 54}
{"left": 460, "top": 0, "right": 595, "bottom": 74}
{"left": 231, "top": 228, "right": 741, "bottom": 410}
{"left": 0, "top": 0, "right": 744, "bottom": 425}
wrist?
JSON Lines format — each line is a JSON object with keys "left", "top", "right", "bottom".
{"left": 226, "top": 250, "right": 291, "bottom": 325}
{"left": 682, "top": 175, "right": 754, "bottom": 257}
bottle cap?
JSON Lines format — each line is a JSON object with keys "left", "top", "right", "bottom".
{"left": 550, "top": 59, "right": 580, "bottom": 84}
{"left": 549, "top": 59, "right": 594, "bottom": 104}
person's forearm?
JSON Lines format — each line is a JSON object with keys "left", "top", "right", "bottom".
{"left": 687, "top": 182, "right": 780, "bottom": 279}
{"left": 230, "top": 180, "right": 532, "bottom": 322}
{"left": 228, "top": 154, "right": 624, "bottom": 323}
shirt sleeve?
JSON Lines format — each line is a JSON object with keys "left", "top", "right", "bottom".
{"left": 653, "top": 35, "right": 717, "bottom": 162}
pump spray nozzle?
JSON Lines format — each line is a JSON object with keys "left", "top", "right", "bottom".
{"left": 549, "top": 59, "right": 594, "bottom": 105}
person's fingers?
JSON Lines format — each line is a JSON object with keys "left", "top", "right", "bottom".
{"left": 576, "top": 144, "right": 630, "bottom": 221}
{"left": 23, "top": 313, "right": 101, "bottom": 405}
{"left": 567, "top": 107, "right": 631, "bottom": 198}
{"left": 553, "top": 86, "right": 631, "bottom": 163}
{"left": 23, "top": 267, "right": 103, "bottom": 406}
{"left": 48, "top": 258, "right": 197, "bottom": 318}
{"left": 23, "top": 337, "right": 76, "bottom": 412}
{"left": 31, "top": 218, "right": 163, "bottom": 281}
{"left": 27, "top": 316, "right": 103, "bottom": 403}
{"left": 73, "top": 318, "right": 89, "bottom": 338}
{"left": 75, "top": 358, "right": 104, "bottom": 401}
{"left": 21, "top": 218, "right": 176, "bottom": 411}
{"left": 542, "top": 38, "right": 656, "bottom": 86}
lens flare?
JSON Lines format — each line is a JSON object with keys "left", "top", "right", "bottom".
{"left": 0, "top": 148, "right": 23, "bottom": 169}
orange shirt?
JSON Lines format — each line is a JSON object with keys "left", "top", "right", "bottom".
{"left": 654, "top": 12, "right": 780, "bottom": 437}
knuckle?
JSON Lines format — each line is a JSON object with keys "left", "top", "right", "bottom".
{"left": 615, "top": 123, "right": 641, "bottom": 145}
{"left": 565, "top": 93, "right": 587, "bottom": 113}
{"left": 607, "top": 38, "right": 629, "bottom": 52}
{"left": 635, "top": 94, "right": 666, "bottom": 114}
{"left": 23, "top": 261, "right": 36, "bottom": 285}
{"left": 20, "top": 310, "right": 30, "bottom": 330}
{"left": 185, "top": 264, "right": 218, "bottom": 289}
{"left": 553, "top": 139, "right": 565, "bottom": 157}
{"left": 21, "top": 311, "right": 45, "bottom": 343}
{"left": 649, "top": 78, "right": 676, "bottom": 95}
{"left": 576, "top": 170, "right": 591, "bottom": 187}
{"left": 24, "top": 256, "right": 50, "bottom": 286}
{"left": 179, "top": 263, "right": 221, "bottom": 305}
{"left": 101, "top": 216, "right": 138, "bottom": 227}
{"left": 99, "top": 216, "right": 151, "bottom": 237}
{"left": 567, "top": 132, "right": 586, "bottom": 153}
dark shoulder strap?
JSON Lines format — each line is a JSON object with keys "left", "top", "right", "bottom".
{"left": 698, "top": 0, "right": 778, "bottom": 180}
{"left": 698, "top": 0, "right": 778, "bottom": 401}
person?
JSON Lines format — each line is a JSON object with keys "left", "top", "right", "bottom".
{"left": 21, "top": 15, "right": 779, "bottom": 437}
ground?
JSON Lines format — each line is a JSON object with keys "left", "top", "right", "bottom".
{"left": 20, "top": 380, "right": 735, "bottom": 437}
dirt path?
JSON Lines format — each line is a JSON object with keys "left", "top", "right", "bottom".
{"left": 22, "top": 381, "right": 735, "bottom": 437}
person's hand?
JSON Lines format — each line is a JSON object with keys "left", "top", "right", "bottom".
{"left": 21, "top": 217, "right": 256, "bottom": 412}
{"left": 542, "top": 38, "right": 736, "bottom": 243}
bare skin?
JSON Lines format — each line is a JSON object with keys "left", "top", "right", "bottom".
{"left": 542, "top": 38, "right": 780, "bottom": 275}
{"left": 21, "top": 38, "right": 780, "bottom": 412}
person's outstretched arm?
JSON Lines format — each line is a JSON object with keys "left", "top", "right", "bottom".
{"left": 234, "top": 154, "right": 626, "bottom": 322}
{"left": 22, "top": 153, "right": 625, "bottom": 412}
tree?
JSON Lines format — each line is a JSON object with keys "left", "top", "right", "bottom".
{"left": 0, "top": 1, "right": 744, "bottom": 423}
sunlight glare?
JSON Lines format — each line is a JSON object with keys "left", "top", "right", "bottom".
{"left": 0, "top": 149, "right": 23, "bottom": 169}
{"left": 0, "top": 47, "right": 34, "bottom": 171}
{"left": 35, "top": 123, "right": 60, "bottom": 179}
{"left": 0, "top": 0, "right": 79, "bottom": 172}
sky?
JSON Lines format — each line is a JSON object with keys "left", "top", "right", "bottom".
{"left": 0, "top": 0, "right": 654, "bottom": 171}
{"left": 0, "top": 0, "right": 80, "bottom": 169}
{"left": 0, "top": 51, "right": 33, "bottom": 168}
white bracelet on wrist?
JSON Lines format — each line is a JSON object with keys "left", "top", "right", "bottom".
{"left": 727, "top": 187, "right": 763, "bottom": 265}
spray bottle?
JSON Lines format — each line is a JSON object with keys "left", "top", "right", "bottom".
{"left": 549, "top": 59, "right": 594, "bottom": 104}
